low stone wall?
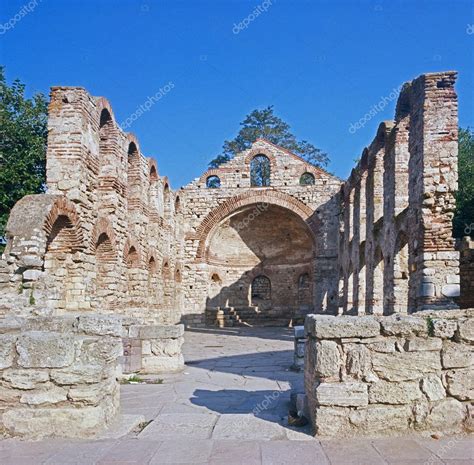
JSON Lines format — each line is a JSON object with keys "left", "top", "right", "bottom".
{"left": 121, "top": 323, "right": 184, "bottom": 374}
{"left": 0, "top": 314, "right": 123, "bottom": 439}
{"left": 304, "top": 311, "right": 473, "bottom": 437}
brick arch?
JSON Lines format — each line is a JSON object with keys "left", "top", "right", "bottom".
{"left": 148, "top": 158, "right": 159, "bottom": 181}
{"left": 198, "top": 168, "right": 231, "bottom": 185}
{"left": 126, "top": 133, "right": 141, "bottom": 154}
{"left": 193, "top": 190, "right": 316, "bottom": 260}
{"left": 92, "top": 217, "right": 116, "bottom": 252}
{"left": 123, "top": 237, "right": 141, "bottom": 267}
{"left": 43, "top": 197, "right": 84, "bottom": 252}
{"left": 243, "top": 148, "right": 277, "bottom": 166}
{"left": 96, "top": 97, "right": 117, "bottom": 127}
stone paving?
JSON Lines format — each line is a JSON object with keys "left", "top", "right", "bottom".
{"left": 0, "top": 327, "right": 472, "bottom": 464}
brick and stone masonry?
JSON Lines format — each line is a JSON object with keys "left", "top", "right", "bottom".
{"left": 0, "top": 70, "right": 471, "bottom": 438}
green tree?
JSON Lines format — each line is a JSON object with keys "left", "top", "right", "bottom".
{"left": 0, "top": 67, "right": 48, "bottom": 246}
{"left": 208, "top": 106, "right": 329, "bottom": 169}
{"left": 453, "top": 127, "right": 474, "bottom": 238}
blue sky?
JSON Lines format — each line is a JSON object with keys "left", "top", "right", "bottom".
{"left": 1, "top": 0, "right": 473, "bottom": 188}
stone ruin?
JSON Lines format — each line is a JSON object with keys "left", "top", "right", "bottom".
{"left": 0, "top": 71, "right": 472, "bottom": 439}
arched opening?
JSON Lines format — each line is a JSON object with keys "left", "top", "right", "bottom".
{"left": 251, "top": 275, "right": 271, "bottom": 308}
{"left": 163, "top": 183, "right": 170, "bottom": 217}
{"left": 203, "top": 202, "right": 315, "bottom": 325}
{"left": 371, "top": 247, "right": 384, "bottom": 315}
{"left": 392, "top": 233, "right": 410, "bottom": 314}
{"left": 206, "top": 175, "right": 221, "bottom": 188}
{"left": 124, "top": 244, "right": 141, "bottom": 306}
{"left": 147, "top": 255, "right": 160, "bottom": 310}
{"left": 297, "top": 272, "right": 312, "bottom": 310}
{"left": 127, "top": 142, "right": 140, "bottom": 203}
{"left": 162, "top": 261, "right": 172, "bottom": 311}
{"left": 300, "top": 172, "right": 315, "bottom": 186}
{"left": 150, "top": 165, "right": 158, "bottom": 181}
{"left": 175, "top": 196, "right": 181, "bottom": 213}
{"left": 95, "top": 232, "right": 115, "bottom": 309}
{"left": 44, "top": 215, "right": 84, "bottom": 311}
{"left": 250, "top": 155, "right": 271, "bottom": 187}
{"left": 98, "top": 109, "right": 116, "bottom": 176}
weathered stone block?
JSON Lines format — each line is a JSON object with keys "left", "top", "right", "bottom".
{"left": 432, "top": 318, "right": 457, "bottom": 338}
{"left": 313, "top": 406, "right": 350, "bottom": 436}
{"left": 441, "top": 342, "right": 473, "bottom": 368}
{"left": 141, "top": 354, "right": 184, "bottom": 374}
{"left": 368, "top": 380, "right": 421, "bottom": 404}
{"left": 2, "top": 369, "right": 49, "bottom": 389}
{"left": 420, "top": 375, "right": 445, "bottom": 401}
{"left": 315, "top": 340, "right": 341, "bottom": 378}
{"left": 349, "top": 405, "right": 411, "bottom": 434}
{"left": 17, "top": 331, "right": 75, "bottom": 368}
{"left": 315, "top": 382, "right": 368, "bottom": 407}
{"left": 306, "top": 315, "right": 380, "bottom": 339}
{"left": 425, "top": 398, "right": 465, "bottom": 431}
{"left": 0, "top": 334, "right": 16, "bottom": 369}
{"left": 458, "top": 318, "right": 474, "bottom": 342}
{"left": 345, "top": 344, "right": 372, "bottom": 380}
{"left": 77, "top": 315, "right": 122, "bottom": 337}
{"left": 445, "top": 369, "right": 473, "bottom": 401}
{"left": 151, "top": 338, "right": 183, "bottom": 357}
{"left": 19, "top": 384, "right": 68, "bottom": 405}
{"left": 404, "top": 337, "right": 442, "bottom": 351}
{"left": 380, "top": 315, "right": 427, "bottom": 337}
{"left": 372, "top": 351, "right": 441, "bottom": 381}
{"left": 1, "top": 405, "right": 110, "bottom": 438}
{"left": 131, "top": 324, "right": 184, "bottom": 339}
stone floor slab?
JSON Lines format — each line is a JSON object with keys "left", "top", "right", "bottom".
{"left": 138, "top": 413, "right": 218, "bottom": 439}
{"left": 261, "top": 440, "right": 330, "bottom": 465}
{"left": 212, "top": 414, "right": 287, "bottom": 440}
{"left": 209, "top": 440, "right": 262, "bottom": 465}
{"left": 149, "top": 439, "right": 214, "bottom": 464}
{"left": 372, "top": 437, "right": 434, "bottom": 462}
{"left": 97, "top": 439, "right": 162, "bottom": 464}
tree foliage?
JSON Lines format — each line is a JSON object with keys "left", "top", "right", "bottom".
{"left": 0, "top": 67, "right": 48, "bottom": 243}
{"left": 208, "top": 106, "right": 329, "bottom": 169}
{"left": 453, "top": 127, "right": 474, "bottom": 238}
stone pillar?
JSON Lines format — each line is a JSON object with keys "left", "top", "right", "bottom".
{"left": 408, "top": 72, "right": 460, "bottom": 310}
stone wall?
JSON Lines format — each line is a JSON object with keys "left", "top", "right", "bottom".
{"left": 0, "top": 71, "right": 467, "bottom": 326}
{"left": 304, "top": 311, "right": 473, "bottom": 437}
{"left": 121, "top": 323, "right": 184, "bottom": 374}
{"left": 337, "top": 72, "right": 460, "bottom": 315}
{"left": 0, "top": 314, "right": 122, "bottom": 439}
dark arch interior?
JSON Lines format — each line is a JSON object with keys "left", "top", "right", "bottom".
{"left": 205, "top": 203, "right": 314, "bottom": 325}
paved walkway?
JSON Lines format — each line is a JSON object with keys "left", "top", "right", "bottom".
{"left": 0, "top": 327, "right": 472, "bottom": 464}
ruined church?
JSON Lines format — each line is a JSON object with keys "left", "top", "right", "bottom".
{"left": 0, "top": 71, "right": 472, "bottom": 439}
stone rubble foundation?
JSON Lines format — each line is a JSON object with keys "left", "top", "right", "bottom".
{"left": 0, "top": 314, "right": 123, "bottom": 439}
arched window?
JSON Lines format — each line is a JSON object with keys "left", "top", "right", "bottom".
{"left": 300, "top": 172, "right": 315, "bottom": 186}
{"left": 124, "top": 246, "right": 139, "bottom": 267}
{"left": 175, "top": 196, "right": 181, "bottom": 213}
{"left": 150, "top": 165, "right": 158, "bottom": 181}
{"left": 251, "top": 275, "right": 271, "bottom": 302}
{"left": 206, "top": 175, "right": 221, "bottom": 188}
{"left": 250, "top": 155, "right": 271, "bottom": 187}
